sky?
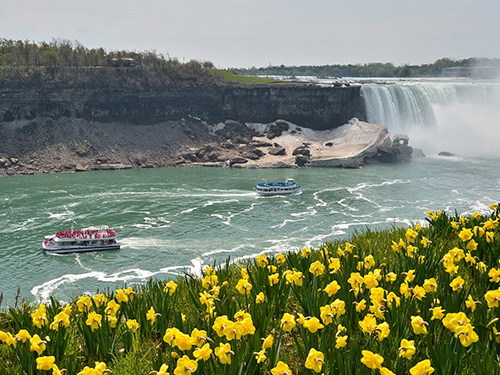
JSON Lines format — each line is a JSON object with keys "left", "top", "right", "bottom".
{"left": 1, "top": 0, "right": 499, "bottom": 68}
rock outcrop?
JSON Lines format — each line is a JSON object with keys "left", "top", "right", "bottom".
{"left": 0, "top": 115, "right": 413, "bottom": 176}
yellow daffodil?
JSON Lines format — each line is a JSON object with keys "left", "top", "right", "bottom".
{"left": 301, "top": 247, "right": 311, "bottom": 258}
{"left": 411, "top": 315, "right": 428, "bottom": 335}
{"left": 303, "top": 316, "right": 324, "bottom": 333}
{"left": 489, "top": 268, "right": 500, "bottom": 283}
{"left": 36, "top": 356, "right": 55, "bottom": 370}
{"left": 413, "top": 285, "right": 427, "bottom": 301}
{"left": 262, "top": 334, "right": 274, "bottom": 349}
{"left": 364, "top": 272, "right": 379, "bottom": 289}
{"left": 361, "top": 350, "right": 384, "bottom": 369}
{"left": 450, "top": 276, "right": 465, "bottom": 291}
{"left": 235, "top": 278, "right": 252, "bottom": 295}
{"left": 442, "top": 312, "right": 470, "bottom": 333}
{"left": 15, "top": 329, "right": 31, "bottom": 343}
{"left": 359, "top": 313, "right": 377, "bottom": 334}
{"left": 430, "top": 306, "right": 445, "bottom": 320}
{"left": 146, "top": 306, "right": 158, "bottom": 324}
{"left": 86, "top": 312, "right": 102, "bottom": 332}
{"left": 93, "top": 293, "right": 107, "bottom": 307}
{"left": 399, "top": 339, "right": 416, "bottom": 359}
{"left": 329, "top": 257, "right": 341, "bottom": 272}
{"left": 386, "top": 292, "right": 400, "bottom": 309}
{"left": 175, "top": 332, "right": 194, "bottom": 351}
{"left": 355, "top": 299, "right": 367, "bottom": 312}
{"left": 348, "top": 272, "right": 364, "bottom": 296}
{"left": 410, "top": 359, "right": 434, "bottom": 375}
{"left": 276, "top": 253, "right": 286, "bottom": 264}
{"left": 335, "top": 335, "right": 348, "bottom": 348}
{"left": 455, "top": 323, "right": 479, "bottom": 347}
{"left": 406, "top": 228, "right": 418, "bottom": 243}
{"left": 202, "top": 274, "right": 218, "bottom": 289}
{"left": 157, "top": 364, "right": 170, "bottom": 375}
{"left": 174, "top": 355, "right": 198, "bottom": 375}
{"left": 309, "top": 260, "right": 325, "bottom": 276}
{"left": 305, "top": 348, "right": 324, "bottom": 373}
{"left": 30, "top": 334, "right": 46, "bottom": 354}
{"left": 423, "top": 278, "right": 438, "bottom": 293}
{"left": 214, "top": 343, "right": 233, "bottom": 364}
{"left": 164, "top": 281, "right": 178, "bottom": 296}
{"left": 105, "top": 300, "right": 120, "bottom": 315}
{"left": 49, "top": 311, "right": 70, "bottom": 331}
{"left": 77, "top": 296, "right": 92, "bottom": 312}
{"left": 458, "top": 228, "right": 473, "bottom": 242}
{"left": 271, "top": 361, "right": 293, "bottom": 375}
{"left": 126, "top": 319, "right": 140, "bottom": 332}
{"left": 320, "top": 304, "right": 334, "bottom": 325}
{"left": 193, "top": 343, "right": 212, "bottom": 361}
{"left": 269, "top": 273, "right": 280, "bottom": 286}
{"left": 115, "top": 289, "right": 129, "bottom": 303}
{"left": 256, "top": 253, "right": 268, "bottom": 267}
{"left": 281, "top": 313, "right": 296, "bottom": 332}
{"left": 380, "top": 367, "right": 396, "bottom": 375}
{"left": 254, "top": 349, "right": 267, "bottom": 363}
{"left": 485, "top": 289, "right": 500, "bottom": 308}
{"left": 375, "top": 322, "right": 390, "bottom": 341}
{"left": 385, "top": 272, "right": 397, "bottom": 283}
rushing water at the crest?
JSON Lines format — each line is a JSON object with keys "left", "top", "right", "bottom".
{"left": 1, "top": 160, "right": 500, "bottom": 307}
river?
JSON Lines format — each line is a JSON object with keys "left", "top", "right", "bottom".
{"left": 1, "top": 157, "right": 499, "bottom": 307}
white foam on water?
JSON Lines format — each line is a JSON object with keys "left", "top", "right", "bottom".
{"left": 179, "top": 207, "right": 198, "bottom": 214}
{"left": 203, "top": 199, "right": 239, "bottom": 207}
{"left": 189, "top": 257, "right": 203, "bottom": 277}
{"left": 202, "top": 244, "right": 250, "bottom": 257}
{"left": 48, "top": 211, "right": 74, "bottom": 219}
{"left": 31, "top": 266, "right": 185, "bottom": 303}
{"left": 270, "top": 219, "right": 303, "bottom": 229}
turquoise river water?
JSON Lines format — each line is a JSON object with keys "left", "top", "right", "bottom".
{"left": 1, "top": 157, "right": 499, "bottom": 307}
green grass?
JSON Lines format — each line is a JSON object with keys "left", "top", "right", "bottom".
{"left": 212, "top": 70, "right": 281, "bottom": 84}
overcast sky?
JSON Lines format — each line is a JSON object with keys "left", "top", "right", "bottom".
{"left": 2, "top": 0, "right": 499, "bottom": 68}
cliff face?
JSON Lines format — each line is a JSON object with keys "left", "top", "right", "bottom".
{"left": 0, "top": 84, "right": 364, "bottom": 130}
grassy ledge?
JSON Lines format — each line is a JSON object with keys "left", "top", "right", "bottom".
{"left": 1, "top": 205, "right": 500, "bottom": 375}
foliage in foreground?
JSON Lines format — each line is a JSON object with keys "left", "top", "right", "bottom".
{"left": 2, "top": 205, "right": 500, "bottom": 374}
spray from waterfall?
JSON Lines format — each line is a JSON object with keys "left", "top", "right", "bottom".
{"left": 361, "top": 80, "right": 500, "bottom": 158}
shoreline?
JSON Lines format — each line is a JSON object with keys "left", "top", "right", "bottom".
{"left": 0, "top": 117, "right": 413, "bottom": 178}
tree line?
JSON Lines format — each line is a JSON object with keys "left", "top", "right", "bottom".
{"left": 0, "top": 38, "right": 215, "bottom": 69}
{"left": 237, "top": 58, "right": 500, "bottom": 78}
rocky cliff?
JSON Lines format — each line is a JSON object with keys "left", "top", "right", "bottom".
{"left": 0, "top": 84, "right": 364, "bottom": 130}
{"left": 0, "top": 67, "right": 375, "bottom": 175}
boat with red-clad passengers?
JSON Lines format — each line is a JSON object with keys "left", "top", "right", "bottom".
{"left": 42, "top": 226, "right": 120, "bottom": 254}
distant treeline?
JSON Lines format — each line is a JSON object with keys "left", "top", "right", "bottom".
{"left": 0, "top": 38, "right": 215, "bottom": 69}
{"left": 237, "top": 58, "right": 500, "bottom": 78}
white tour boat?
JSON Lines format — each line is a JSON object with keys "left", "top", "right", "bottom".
{"left": 42, "top": 227, "right": 120, "bottom": 254}
{"left": 255, "top": 178, "right": 301, "bottom": 196}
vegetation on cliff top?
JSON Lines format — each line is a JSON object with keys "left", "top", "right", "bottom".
{"left": 2, "top": 205, "right": 500, "bottom": 374}
{"left": 0, "top": 39, "right": 281, "bottom": 89}
{"left": 238, "top": 58, "right": 500, "bottom": 78}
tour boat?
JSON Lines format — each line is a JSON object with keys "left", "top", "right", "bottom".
{"left": 42, "top": 227, "right": 120, "bottom": 254}
{"left": 255, "top": 178, "right": 301, "bottom": 196}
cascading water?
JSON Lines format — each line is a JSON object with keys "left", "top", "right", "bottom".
{"left": 360, "top": 80, "right": 500, "bottom": 157}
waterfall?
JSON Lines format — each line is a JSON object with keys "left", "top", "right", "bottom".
{"left": 360, "top": 80, "right": 500, "bottom": 157}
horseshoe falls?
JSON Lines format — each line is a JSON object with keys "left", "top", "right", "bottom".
{"left": 361, "top": 79, "right": 500, "bottom": 158}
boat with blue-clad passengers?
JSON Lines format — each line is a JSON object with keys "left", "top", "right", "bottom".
{"left": 255, "top": 178, "right": 301, "bottom": 196}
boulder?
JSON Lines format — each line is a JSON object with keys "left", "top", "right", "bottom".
{"left": 292, "top": 146, "right": 310, "bottom": 156}
{"left": 268, "top": 146, "right": 286, "bottom": 156}
{"left": 0, "top": 156, "right": 11, "bottom": 168}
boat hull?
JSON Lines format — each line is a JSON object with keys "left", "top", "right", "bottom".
{"left": 256, "top": 188, "right": 301, "bottom": 196}
{"left": 42, "top": 242, "right": 120, "bottom": 254}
